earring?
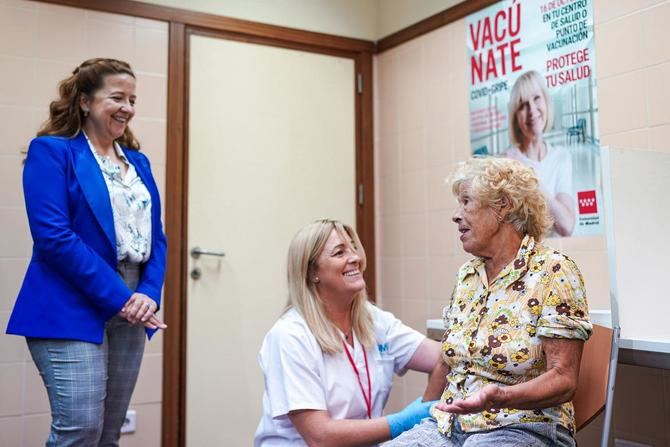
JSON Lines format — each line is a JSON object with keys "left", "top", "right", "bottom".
{"left": 313, "top": 277, "right": 320, "bottom": 284}
{"left": 83, "top": 109, "right": 89, "bottom": 118}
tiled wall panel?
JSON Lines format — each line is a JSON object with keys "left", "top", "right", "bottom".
{"left": 0, "top": 1, "right": 168, "bottom": 445}
{"left": 374, "top": 1, "right": 670, "bottom": 445}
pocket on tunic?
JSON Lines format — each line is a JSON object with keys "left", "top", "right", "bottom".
{"left": 375, "top": 357, "right": 395, "bottom": 393}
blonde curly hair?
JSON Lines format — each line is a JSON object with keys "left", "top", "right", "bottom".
{"left": 450, "top": 157, "right": 553, "bottom": 240}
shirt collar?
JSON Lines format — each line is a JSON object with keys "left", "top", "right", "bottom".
{"left": 114, "top": 141, "right": 128, "bottom": 162}
{"left": 463, "top": 234, "right": 536, "bottom": 285}
{"left": 82, "top": 130, "right": 129, "bottom": 164}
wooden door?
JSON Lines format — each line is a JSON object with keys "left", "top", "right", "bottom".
{"left": 186, "top": 34, "right": 357, "bottom": 445}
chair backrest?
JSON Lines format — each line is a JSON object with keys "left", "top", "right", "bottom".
{"left": 577, "top": 117, "right": 586, "bottom": 129}
{"left": 573, "top": 323, "right": 614, "bottom": 431}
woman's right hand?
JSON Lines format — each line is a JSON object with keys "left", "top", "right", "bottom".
{"left": 118, "top": 294, "right": 167, "bottom": 330}
{"left": 435, "top": 384, "right": 502, "bottom": 414}
{"left": 386, "top": 397, "right": 436, "bottom": 439}
{"left": 118, "top": 309, "right": 167, "bottom": 330}
{"left": 121, "top": 293, "right": 160, "bottom": 324}
{"left": 140, "top": 314, "right": 168, "bottom": 330}
{"left": 547, "top": 192, "right": 576, "bottom": 236}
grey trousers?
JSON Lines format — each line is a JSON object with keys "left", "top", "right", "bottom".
{"left": 384, "top": 418, "right": 576, "bottom": 447}
{"left": 27, "top": 263, "right": 146, "bottom": 447}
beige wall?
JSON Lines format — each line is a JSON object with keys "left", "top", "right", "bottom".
{"left": 0, "top": 1, "right": 168, "bottom": 446}
{"left": 3, "top": 0, "right": 669, "bottom": 444}
{"left": 136, "top": 0, "right": 378, "bottom": 40}
{"left": 135, "top": 0, "right": 469, "bottom": 41}
{"left": 375, "top": 0, "right": 464, "bottom": 39}
{"left": 374, "top": 0, "right": 670, "bottom": 445}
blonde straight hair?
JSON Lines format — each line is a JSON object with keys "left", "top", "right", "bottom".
{"left": 286, "top": 219, "right": 375, "bottom": 354}
{"left": 508, "top": 70, "right": 555, "bottom": 148}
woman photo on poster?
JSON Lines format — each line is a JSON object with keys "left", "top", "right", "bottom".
{"left": 504, "top": 70, "right": 576, "bottom": 237}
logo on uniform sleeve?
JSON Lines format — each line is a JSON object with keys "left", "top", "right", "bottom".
{"left": 377, "top": 343, "right": 389, "bottom": 354}
{"left": 577, "top": 190, "right": 598, "bottom": 214}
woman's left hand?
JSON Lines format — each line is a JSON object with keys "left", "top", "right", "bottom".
{"left": 120, "top": 293, "right": 157, "bottom": 325}
{"left": 435, "top": 384, "right": 504, "bottom": 414}
{"left": 142, "top": 313, "right": 168, "bottom": 330}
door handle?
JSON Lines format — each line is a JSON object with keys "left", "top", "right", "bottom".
{"left": 190, "top": 246, "right": 226, "bottom": 259}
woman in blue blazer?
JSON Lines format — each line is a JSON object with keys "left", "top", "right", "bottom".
{"left": 6, "top": 58, "right": 167, "bottom": 446}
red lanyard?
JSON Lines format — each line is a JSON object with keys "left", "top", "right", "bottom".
{"left": 342, "top": 338, "right": 372, "bottom": 419}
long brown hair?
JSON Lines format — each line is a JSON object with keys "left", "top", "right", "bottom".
{"left": 37, "top": 58, "right": 140, "bottom": 150}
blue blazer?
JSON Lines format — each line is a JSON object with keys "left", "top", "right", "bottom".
{"left": 6, "top": 132, "right": 167, "bottom": 343}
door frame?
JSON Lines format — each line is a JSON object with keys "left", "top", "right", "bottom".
{"left": 172, "top": 24, "right": 375, "bottom": 447}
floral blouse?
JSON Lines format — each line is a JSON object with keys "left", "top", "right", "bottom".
{"left": 432, "top": 235, "right": 592, "bottom": 436}
{"left": 85, "top": 133, "right": 152, "bottom": 263}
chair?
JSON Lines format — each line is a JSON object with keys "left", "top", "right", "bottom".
{"left": 567, "top": 118, "right": 587, "bottom": 144}
{"left": 572, "top": 324, "right": 620, "bottom": 446}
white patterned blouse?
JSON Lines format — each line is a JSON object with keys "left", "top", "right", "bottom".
{"left": 84, "top": 132, "right": 152, "bottom": 263}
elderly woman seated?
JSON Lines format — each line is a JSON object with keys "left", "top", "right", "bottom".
{"left": 387, "top": 157, "right": 592, "bottom": 447}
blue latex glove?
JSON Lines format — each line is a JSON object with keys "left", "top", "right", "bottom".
{"left": 386, "top": 397, "right": 437, "bottom": 439}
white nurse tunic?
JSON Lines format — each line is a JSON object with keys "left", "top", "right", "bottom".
{"left": 254, "top": 303, "right": 424, "bottom": 446}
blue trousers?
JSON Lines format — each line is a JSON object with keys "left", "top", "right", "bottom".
{"left": 384, "top": 418, "right": 576, "bottom": 447}
{"left": 27, "top": 263, "right": 146, "bottom": 447}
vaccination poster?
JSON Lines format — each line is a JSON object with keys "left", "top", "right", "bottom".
{"left": 467, "top": 0, "right": 602, "bottom": 238}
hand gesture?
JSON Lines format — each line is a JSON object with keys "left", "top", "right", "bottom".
{"left": 119, "top": 293, "right": 167, "bottom": 329}
{"left": 435, "top": 384, "right": 502, "bottom": 414}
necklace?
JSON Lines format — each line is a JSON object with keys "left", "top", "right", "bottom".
{"left": 83, "top": 131, "right": 128, "bottom": 178}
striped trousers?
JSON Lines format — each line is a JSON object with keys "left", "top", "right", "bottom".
{"left": 27, "top": 262, "right": 146, "bottom": 447}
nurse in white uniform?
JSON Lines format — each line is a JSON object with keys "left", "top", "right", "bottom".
{"left": 254, "top": 219, "right": 441, "bottom": 446}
